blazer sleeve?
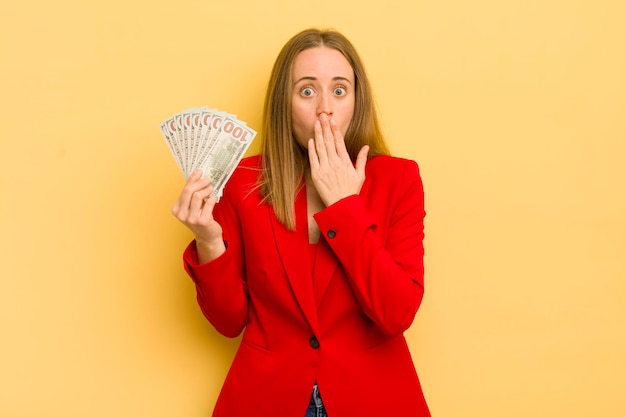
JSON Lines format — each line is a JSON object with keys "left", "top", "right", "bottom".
{"left": 182, "top": 184, "right": 249, "bottom": 338}
{"left": 313, "top": 159, "right": 426, "bottom": 335}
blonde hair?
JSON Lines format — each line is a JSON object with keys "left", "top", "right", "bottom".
{"left": 260, "top": 28, "right": 390, "bottom": 230}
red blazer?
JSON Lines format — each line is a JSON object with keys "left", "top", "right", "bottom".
{"left": 183, "top": 154, "right": 430, "bottom": 416}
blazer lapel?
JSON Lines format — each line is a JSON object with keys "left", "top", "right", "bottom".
{"left": 269, "top": 187, "right": 320, "bottom": 335}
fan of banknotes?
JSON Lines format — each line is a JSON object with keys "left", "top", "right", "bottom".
{"left": 160, "top": 107, "right": 256, "bottom": 198}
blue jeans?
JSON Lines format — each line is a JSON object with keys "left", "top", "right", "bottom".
{"left": 305, "top": 384, "right": 327, "bottom": 417}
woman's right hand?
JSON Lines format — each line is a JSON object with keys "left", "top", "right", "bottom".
{"left": 172, "top": 169, "right": 226, "bottom": 263}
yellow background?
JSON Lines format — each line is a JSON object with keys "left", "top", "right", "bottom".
{"left": 1, "top": 0, "right": 625, "bottom": 416}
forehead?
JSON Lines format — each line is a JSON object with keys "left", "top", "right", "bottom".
{"left": 292, "top": 47, "right": 354, "bottom": 80}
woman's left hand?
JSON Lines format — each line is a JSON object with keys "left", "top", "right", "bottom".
{"left": 308, "top": 113, "right": 369, "bottom": 207}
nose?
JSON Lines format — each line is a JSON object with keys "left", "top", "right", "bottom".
{"left": 316, "top": 93, "right": 333, "bottom": 117}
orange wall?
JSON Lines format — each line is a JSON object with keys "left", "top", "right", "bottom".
{"left": 1, "top": 1, "right": 625, "bottom": 416}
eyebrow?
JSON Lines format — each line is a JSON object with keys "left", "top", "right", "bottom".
{"left": 293, "top": 76, "right": 353, "bottom": 86}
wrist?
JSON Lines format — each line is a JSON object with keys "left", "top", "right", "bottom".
{"left": 195, "top": 237, "right": 226, "bottom": 264}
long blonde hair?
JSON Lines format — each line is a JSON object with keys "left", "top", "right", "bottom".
{"left": 260, "top": 28, "right": 390, "bottom": 230}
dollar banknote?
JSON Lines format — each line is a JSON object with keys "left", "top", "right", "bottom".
{"left": 160, "top": 107, "right": 256, "bottom": 198}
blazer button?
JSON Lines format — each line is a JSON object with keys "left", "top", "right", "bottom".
{"left": 327, "top": 229, "right": 336, "bottom": 239}
{"left": 309, "top": 336, "right": 320, "bottom": 349}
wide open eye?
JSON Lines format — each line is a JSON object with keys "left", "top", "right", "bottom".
{"left": 300, "top": 87, "right": 314, "bottom": 97}
{"left": 333, "top": 87, "right": 347, "bottom": 96}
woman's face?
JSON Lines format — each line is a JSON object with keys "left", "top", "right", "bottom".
{"left": 291, "top": 46, "right": 355, "bottom": 148}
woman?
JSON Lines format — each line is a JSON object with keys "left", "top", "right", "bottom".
{"left": 172, "top": 28, "right": 430, "bottom": 417}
